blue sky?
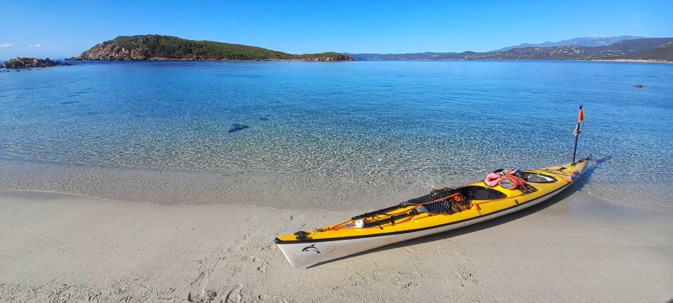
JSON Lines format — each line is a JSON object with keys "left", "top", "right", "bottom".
{"left": 1, "top": 0, "right": 672, "bottom": 59}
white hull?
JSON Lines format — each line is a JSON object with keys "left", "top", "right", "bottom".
{"left": 276, "top": 183, "right": 570, "bottom": 268}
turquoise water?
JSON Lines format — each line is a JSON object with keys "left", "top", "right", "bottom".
{"left": 1, "top": 61, "right": 672, "bottom": 211}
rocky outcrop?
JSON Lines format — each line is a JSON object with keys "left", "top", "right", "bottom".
{"left": 72, "top": 39, "right": 169, "bottom": 61}
{"left": 2, "top": 57, "right": 70, "bottom": 69}
{"left": 74, "top": 42, "right": 153, "bottom": 60}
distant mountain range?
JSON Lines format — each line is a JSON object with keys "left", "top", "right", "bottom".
{"left": 347, "top": 37, "right": 673, "bottom": 62}
{"left": 492, "top": 35, "right": 647, "bottom": 52}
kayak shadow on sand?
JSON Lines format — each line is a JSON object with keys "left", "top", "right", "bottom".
{"left": 308, "top": 160, "right": 602, "bottom": 269}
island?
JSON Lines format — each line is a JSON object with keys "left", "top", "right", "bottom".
{"left": 70, "top": 35, "right": 353, "bottom": 62}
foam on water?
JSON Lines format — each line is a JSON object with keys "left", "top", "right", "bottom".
{"left": 1, "top": 61, "right": 672, "bottom": 212}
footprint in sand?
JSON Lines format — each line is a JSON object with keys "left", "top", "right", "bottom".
{"left": 258, "top": 293, "right": 292, "bottom": 303}
{"left": 257, "top": 261, "right": 269, "bottom": 273}
{"left": 348, "top": 272, "right": 377, "bottom": 290}
{"left": 227, "top": 233, "right": 250, "bottom": 253}
{"left": 249, "top": 256, "right": 269, "bottom": 273}
{"left": 224, "top": 284, "right": 244, "bottom": 303}
{"left": 392, "top": 270, "right": 422, "bottom": 290}
{"left": 239, "top": 255, "right": 269, "bottom": 274}
{"left": 445, "top": 239, "right": 478, "bottom": 286}
{"left": 187, "top": 290, "right": 217, "bottom": 303}
{"left": 189, "top": 257, "right": 225, "bottom": 302}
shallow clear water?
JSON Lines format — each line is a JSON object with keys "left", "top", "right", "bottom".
{"left": 1, "top": 61, "right": 672, "bottom": 211}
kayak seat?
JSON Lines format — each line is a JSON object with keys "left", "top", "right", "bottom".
{"left": 456, "top": 186, "right": 506, "bottom": 200}
{"left": 522, "top": 172, "right": 558, "bottom": 183}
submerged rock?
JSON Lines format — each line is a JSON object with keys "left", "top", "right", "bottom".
{"left": 228, "top": 123, "right": 250, "bottom": 133}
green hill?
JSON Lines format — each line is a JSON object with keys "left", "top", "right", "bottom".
{"left": 72, "top": 35, "right": 353, "bottom": 61}
{"left": 620, "top": 41, "right": 673, "bottom": 61}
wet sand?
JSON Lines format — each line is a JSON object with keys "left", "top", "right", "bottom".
{"left": 1, "top": 183, "right": 672, "bottom": 302}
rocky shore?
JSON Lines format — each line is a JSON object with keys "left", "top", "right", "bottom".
{"left": 2, "top": 57, "right": 71, "bottom": 69}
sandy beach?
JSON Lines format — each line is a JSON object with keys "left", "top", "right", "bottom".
{"left": 2, "top": 182, "right": 672, "bottom": 302}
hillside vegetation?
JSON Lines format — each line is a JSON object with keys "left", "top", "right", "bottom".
{"left": 72, "top": 35, "right": 353, "bottom": 61}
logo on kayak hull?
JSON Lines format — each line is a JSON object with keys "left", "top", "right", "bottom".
{"left": 302, "top": 244, "right": 321, "bottom": 254}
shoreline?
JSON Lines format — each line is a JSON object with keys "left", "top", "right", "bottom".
{"left": 2, "top": 158, "right": 672, "bottom": 214}
{"left": 586, "top": 58, "right": 673, "bottom": 64}
{"left": 1, "top": 189, "right": 671, "bottom": 302}
{"left": 0, "top": 159, "right": 424, "bottom": 211}
{"left": 4, "top": 58, "right": 671, "bottom": 67}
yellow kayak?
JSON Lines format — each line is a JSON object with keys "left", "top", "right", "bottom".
{"left": 275, "top": 158, "right": 589, "bottom": 268}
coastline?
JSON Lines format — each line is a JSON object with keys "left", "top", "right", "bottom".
{"left": 1, "top": 167, "right": 672, "bottom": 302}
{"left": 586, "top": 58, "right": 673, "bottom": 64}
{"left": 5, "top": 58, "right": 669, "bottom": 65}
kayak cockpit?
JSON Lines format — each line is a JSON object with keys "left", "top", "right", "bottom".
{"left": 455, "top": 186, "right": 507, "bottom": 200}
{"left": 522, "top": 172, "right": 559, "bottom": 183}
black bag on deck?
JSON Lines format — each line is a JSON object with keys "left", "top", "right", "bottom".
{"left": 400, "top": 188, "right": 455, "bottom": 206}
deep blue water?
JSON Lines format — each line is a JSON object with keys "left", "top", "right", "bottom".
{"left": 1, "top": 61, "right": 672, "bottom": 211}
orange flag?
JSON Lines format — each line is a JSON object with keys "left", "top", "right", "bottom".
{"left": 577, "top": 107, "right": 585, "bottom": 123}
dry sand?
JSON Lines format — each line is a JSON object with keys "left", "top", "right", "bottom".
{"left": 1, "top": 187, "right": 672, "bottom": 302}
